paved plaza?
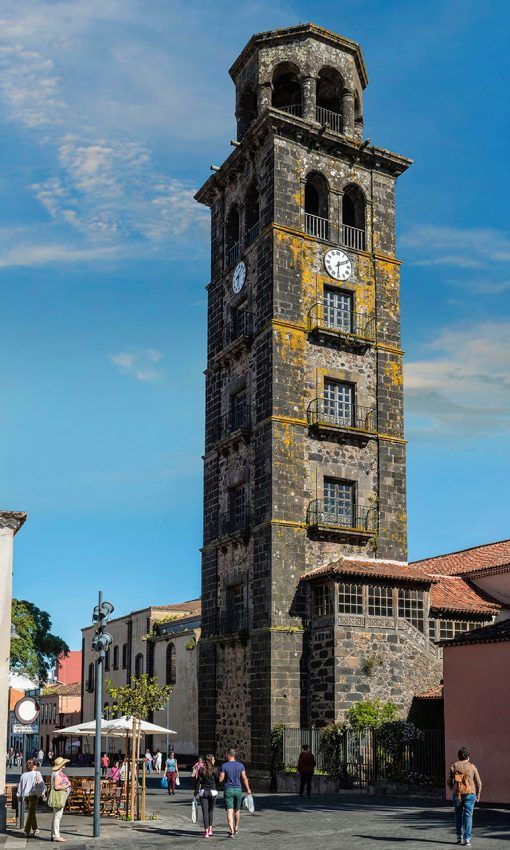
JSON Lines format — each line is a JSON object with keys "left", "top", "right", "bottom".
{"left": 2, "top": 776, "right": 509, "bottom": 849}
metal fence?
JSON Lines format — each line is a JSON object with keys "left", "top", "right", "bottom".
{"left": 282, "top": 727, "right": 444, "bottom": 790}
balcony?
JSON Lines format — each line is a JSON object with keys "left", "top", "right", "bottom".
{"left": 218, "top": 506, "right": 251, "bottom": 542}
{"left": 220, "top": 610, "right": 249, "bottom": 636}
{"left": 307, "top": 500, "right": 377, "bottom": 537}
{"left": 316, "top": 106, "right": 342, "bottom": 133}
{"left": 277, "top": 103, "right": 303, "bottom": 117}
{"left": 342, "top": 223, "right": 366, "bottom": 251}
{"left": 307, "top": 303, "right": 375, "bottom": 347}
{"left": 226, "top": 242, "right": 240, "bottom": 266}
{"left": 305, "top": 213, "right": 329, "bottom": 240}
{"left": 307, "top": 399, "right": 377, "bottom": 439}
{"left": 246, "top": 221, "right": 260, "bottom": 247}
{"left": 215, "top": 407, "right": 251, "bottom": 449}
{"left": 218, "top": 311, "right": 253, "bottom": 358}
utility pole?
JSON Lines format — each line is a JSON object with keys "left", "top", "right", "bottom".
{"left": 91, "top": 592, "right": 114, "bottom": 839}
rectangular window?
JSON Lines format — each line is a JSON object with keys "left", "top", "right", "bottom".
{"left": 105, "top": 649, "right": 110, "bottom": 672}
{"left": 398, "top": 588, "right": 424, "bottom": 632}
{"left": 113, "top": 645, "right": 119, "bottom": 670}
{"left": 338, "top": 582, "right": 363, "bottom": 615}
{"left": 428, "top": 618, "right": 437, "bottom": 641}
{"left": 230, "top": 484, "right": 247, "bottom": 527}
{"left": 313, "top": 584, "right": 334, "bottom": 617}
{"left": 323, "top": 380, "right": 354, "bottom": 427}
{"left": 437, "top": 620, "right": 486, "bottom": 641}
{"left": 230, "top": 389, "right": 248, "bottom": 430}
{"left": 368, "top": 585, "right": 393, "bottom": 617}
{"left": 226, "top": 583, "right": 246, "bottom": 631}
{"left": 323, "top": 287, "right": 353, "bottom": 332}
{"left": 323, "top": 478, "right": 354, "bottom": 527}
{"left": 122, "top": 643, "right": 128, "bottom": 670}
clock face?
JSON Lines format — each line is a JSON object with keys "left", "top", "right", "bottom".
{"left": 232, "top": 261, "right": 246, "bottom": 294}
{"left": 324, "top": 249, "right": 352, "bottom": 281}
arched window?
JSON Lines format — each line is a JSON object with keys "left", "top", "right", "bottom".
{"left": 225, "top": 205, "right": 240, "bottom": 265}
{"left": 87, "top": 662, "right": 95, "bottom": 693}
{"left": 134, "top": 653, "right": 144, "bottom": 679}
{"left": 342, "top": 184, "right": 366, "bottom": 250}
{"left": 354, "top": 91, "right": 363, "bottom": 124}
{"left": 304, "top": 173, "right": 329, "bottom": 239}
{"left": 316, "top": 67, "right": 344, "bottom": 132}
{"left": 245, "top": 182, "right": 259, "bottom": 245}
{"left": 113, "top": 645, "right": 119, "bottom": 670}
{"left": 122, "top": 643, "right": 127, "bottom": 669}
{"left": 166, "top": 643, "right": 176, "bottom": 685}
{"left": 238, "top": 85, "right": 258, "bottom": 136}
{"left": 272, "top": 63, "right": 302, "bottom": 116}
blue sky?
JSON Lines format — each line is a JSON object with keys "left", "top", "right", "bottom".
{"left": 1, "top": 0, "right": 509, "bottom": 647}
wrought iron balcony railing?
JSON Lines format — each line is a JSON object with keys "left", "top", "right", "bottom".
{"left": 307, "top": 303, "right": 375, "bottom": 343}
{"left": 277, "top": 103, "right": 303, "bottom": 117}
{"left": 342, "top": 223, "right": 366, "bottom": 251}
{"left": 305, "top": 213, "right": 329, "bottom": 240}
{"left": 219, "top": 506, "right": 251, "bottom": 539}
{"left": 217, "top": 407, "right": 251, "bottom": 443}
{"left": 307, "top": 399, "right": 376, "bottom": 435}
{"left": 246, "top": 221, "right": 260, "bottom": 246}
{"left": 220, "top": 610, "right": 249, "bottom": 635}
{"left": 226, "top": 241, "right": 240, "bottom": 266}
{"left": 316, "top": 105, "right": 342, "bottom": 133}
{"left": 223, "top": 311, "right": 253, "bottom": 349}
{"left": 307, "top": 500, "right": 377, "bottom": 534}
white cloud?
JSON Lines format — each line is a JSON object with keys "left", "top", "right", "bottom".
{"left": 109, "top": 349, "right": 164, "bottom": 382}
{"left": 400, "top": 225, "right": 510, "bottom": 269}
{"left": 405, "top": 321, "right": 510, "bottom": 439}
{"left": 0, "top": 239, "right": 122, "bottom": 268}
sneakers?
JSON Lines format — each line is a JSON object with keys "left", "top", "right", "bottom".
{"left": 457, "top": 840, "right": 462, "bottom": 845}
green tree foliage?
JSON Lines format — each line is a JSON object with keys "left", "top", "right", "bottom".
{"left": 106, "top": 674, "right": 172, "bottom": 720}
{"left": 319, "top": 723, "right": 346, "bottom": 780}
{"left": 11, "top": 599, "right": 69, "bottom": 684}
{"left": 347, "top": 698, "right": 398, "bottom": 731}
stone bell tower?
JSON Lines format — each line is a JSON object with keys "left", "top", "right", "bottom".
{"left": 195, "top": 23, "right": 411, "bottom": 775}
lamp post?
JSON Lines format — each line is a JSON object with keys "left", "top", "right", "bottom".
{"left": 0, "top": 511, "right": 26, "bottom": 833}
{"left": 91, "top": 592, "right": 114, "bottom": 839}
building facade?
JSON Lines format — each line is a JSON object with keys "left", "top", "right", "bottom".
{"left": 81, "top": 600, "right": 200, "bottom": 756}
{"left": 53, "top": 651, "right": 82, "bottom": 686}
{"left": 40, "top": 682, "right": 81, "bottom": 757}
{"left": 196, "top": 24, "right": 499, "bottom": 773}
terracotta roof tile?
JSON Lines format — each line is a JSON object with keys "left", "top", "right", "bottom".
{"left": 411, "top": 539, "right": 510, "bottom": 577}
{"left": 440, "top": 617, "right": 510, "bottom": 647}
{"left": 415, "top": 684, "right": 443, "bottom": 699}
{"left": 430, "top": 576, "right": 500, "bottom": 616}
{"left": 42, "top": 682, "right": 81, "bottom": 697}
{"left": 301, "top": 557, "right": 433, "bottom": 584}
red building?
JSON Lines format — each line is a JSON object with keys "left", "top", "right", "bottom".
{"left": 54, "top": 651, "right": 82, "bottom": 685}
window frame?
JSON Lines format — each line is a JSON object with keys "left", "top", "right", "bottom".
{"left": 368, "top": 585, "right": 393, "bottom": 618}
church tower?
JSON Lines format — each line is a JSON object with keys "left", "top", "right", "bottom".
{"left": 196, "top": 23, "right": 412, "bottom": 774}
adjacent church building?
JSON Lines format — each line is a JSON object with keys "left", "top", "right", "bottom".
{"left": 195, "top": 23, "right": 502, "bottom": 776}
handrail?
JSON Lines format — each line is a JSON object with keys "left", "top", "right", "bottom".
{"left": 307, "top": 303, "right": 375, "bottom": 342}
{"left": 305, "top": 213, "right": 329, "bottom": 240}
{"left": 307, "top": 500, "right": 377, "bottom": 533}
{"left": 316, "top": 105, "right": 342, "bottom": 133}
{"left": 307, "top": 399, "right": 376, "bottom": 433}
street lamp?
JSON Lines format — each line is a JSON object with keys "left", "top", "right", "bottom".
{"left": 91, "top": 592, "right": 114, "bottom": 839}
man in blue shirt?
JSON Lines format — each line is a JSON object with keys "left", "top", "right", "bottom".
{"left": 219, "top": 748, "right": 252, "bottom": 837}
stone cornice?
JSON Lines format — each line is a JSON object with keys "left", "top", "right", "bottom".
{"left": 0, "top": 511, "right": 27, "bottom": 534}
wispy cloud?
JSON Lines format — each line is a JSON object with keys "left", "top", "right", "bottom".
{"left": 405, "top": 321, "right": 510, "bottom": 440}
{"left": 109, "top": 349, "right": 165, "bottom": 382}
{"left": 400, "top": 224, "right": 510, "bottom": 269}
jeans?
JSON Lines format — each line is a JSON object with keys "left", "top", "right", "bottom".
{"left": 454, "top": 793, "right": 476, "bottom": 841}
{"left": 166, "top": 770, "right": 177, "bottom": 793}
{"left": 299, "top": 772, "right": 313, "bottom": 797}
{"left": 200, "top": 790, "right": 216, "bottom": 829}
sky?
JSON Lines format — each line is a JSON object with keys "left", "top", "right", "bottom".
{"left": 1, "top": 0, "right": 509, "bottom": 647}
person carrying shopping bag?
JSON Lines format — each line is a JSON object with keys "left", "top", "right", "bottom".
{"left": 17, "top": 758, "right": 46, "bottom": 838}
{"left": 48, "top": 757, "right": 72, "bottom": 842}
{"left": 164, "top": 751, "right": 179, "bottom": 795}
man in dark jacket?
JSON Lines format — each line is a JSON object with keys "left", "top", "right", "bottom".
{"left": 297, "top": 745, "right": 316, "bottom": 797}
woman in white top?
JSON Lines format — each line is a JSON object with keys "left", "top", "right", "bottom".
{"left": 17, "top": 758, "right": 46, "bottom": 837}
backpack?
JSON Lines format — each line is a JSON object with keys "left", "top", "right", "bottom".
{"left": 453, "top": 769, "right": 472, "bottom": 796}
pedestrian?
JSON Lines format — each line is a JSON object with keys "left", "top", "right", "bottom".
{"left": 48, "top": 749, "right": 53, "bottom": 763}
{"left": 17, "top": 758, "right": 46, "bottom": 838}
{"left": 100, "top": 752, "right": 109, "bottom": 777}
{"left": 108, "top": 760, "right": 121, "bottom": 785}
{"left": 154, "top": 750, "right": 162, "bottom": 773}
{"left": 196, "top": 754, "right": 219, "bottom": 838}
{"left": 48, "top": 756, "right": 72, "bottom": 843}
{"left": 218, "top": 748, "right": 252, "bottom": 838}
{"left": 192, "top": 755, "right": 205, "bottom": 781}
{"left": 297, "top": 744, "right": 316, "bottom": 798}
{"left": 164, "top": 751, "right": 179, "bottom": 795}
{"left": 447, "top": 746, "right": 482, "bottom": 846}
{"left": 8, "top": 747, "right": 14, "bottom": 768}
{"left": 145, "top": 749, "right": 152, "bottom": 775}
{"left": 37, "top": 748, "right": 44, "bottom": 766}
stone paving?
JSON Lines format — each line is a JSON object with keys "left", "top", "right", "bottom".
{"left": 2, "top": 782, "right": 509, "bottom": 849}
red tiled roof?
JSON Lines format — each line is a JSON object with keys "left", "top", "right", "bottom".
{"left": 153, "top": 599, "right": 201, "bottom": 615}
{"left": 415, "top": 684, "right": 443, "bottom": 699}
{"left": 411, "top": 539, "right": 510, "bottom": 577}
{"left": 440, "top": 617, "right": 510, "bottom": 647}
{"left": 42, "top": 682, "right": 81, "bottom": 697}
{"left": 430, "top": 576, "right": 500, "bottom": 616}
{"left": 301, "top": 557, "right": 433, "bottom": 584}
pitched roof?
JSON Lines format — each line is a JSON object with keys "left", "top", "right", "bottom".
{"left": 411, "top": 539, "right": 510, "bottom": 578}
{"left": 152, "top": 599, "right": 201, "bottom": 615}
{"left": 440, "top": 617, "right": 510, "bottom": 647}
{"left": 42, "top": 682, "right": 81, "bottom": 697}
{"left": 301, "top": 557, "right": 433, "bottom": 585}
{"left": 415, "top": 684, "right": 443, "bottom": 699}
{"left": 430, "top": 576, "right": 500, "bottom": 616}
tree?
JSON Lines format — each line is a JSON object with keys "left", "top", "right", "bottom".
{"left": 11, "top": 598, "right": 69, "bottom": 684}
{"left": 106, "top": 674, "right": 172, "bottom": 720}
{"left": 347, "top": 698, "right": 398, "bottom": 731}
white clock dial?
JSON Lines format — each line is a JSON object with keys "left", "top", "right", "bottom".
{"left": 232, "top": 261, "right": 246, "bottom": 294}
{"left": 324, "top": 249, "right": 352, "bottom": 281}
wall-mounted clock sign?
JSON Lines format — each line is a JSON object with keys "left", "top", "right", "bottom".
{"left": 324, "top": 249, "right": 352, "bottom": 281}
{"left": 14, "top": 697, "right": 39, "bottom": 725}
{"left": 232, "top": 260, "right": 247, "bottom": 294}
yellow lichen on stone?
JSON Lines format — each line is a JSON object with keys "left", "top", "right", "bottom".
{"left": 385, "top": 359, "right": 403, "bottom": 386}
